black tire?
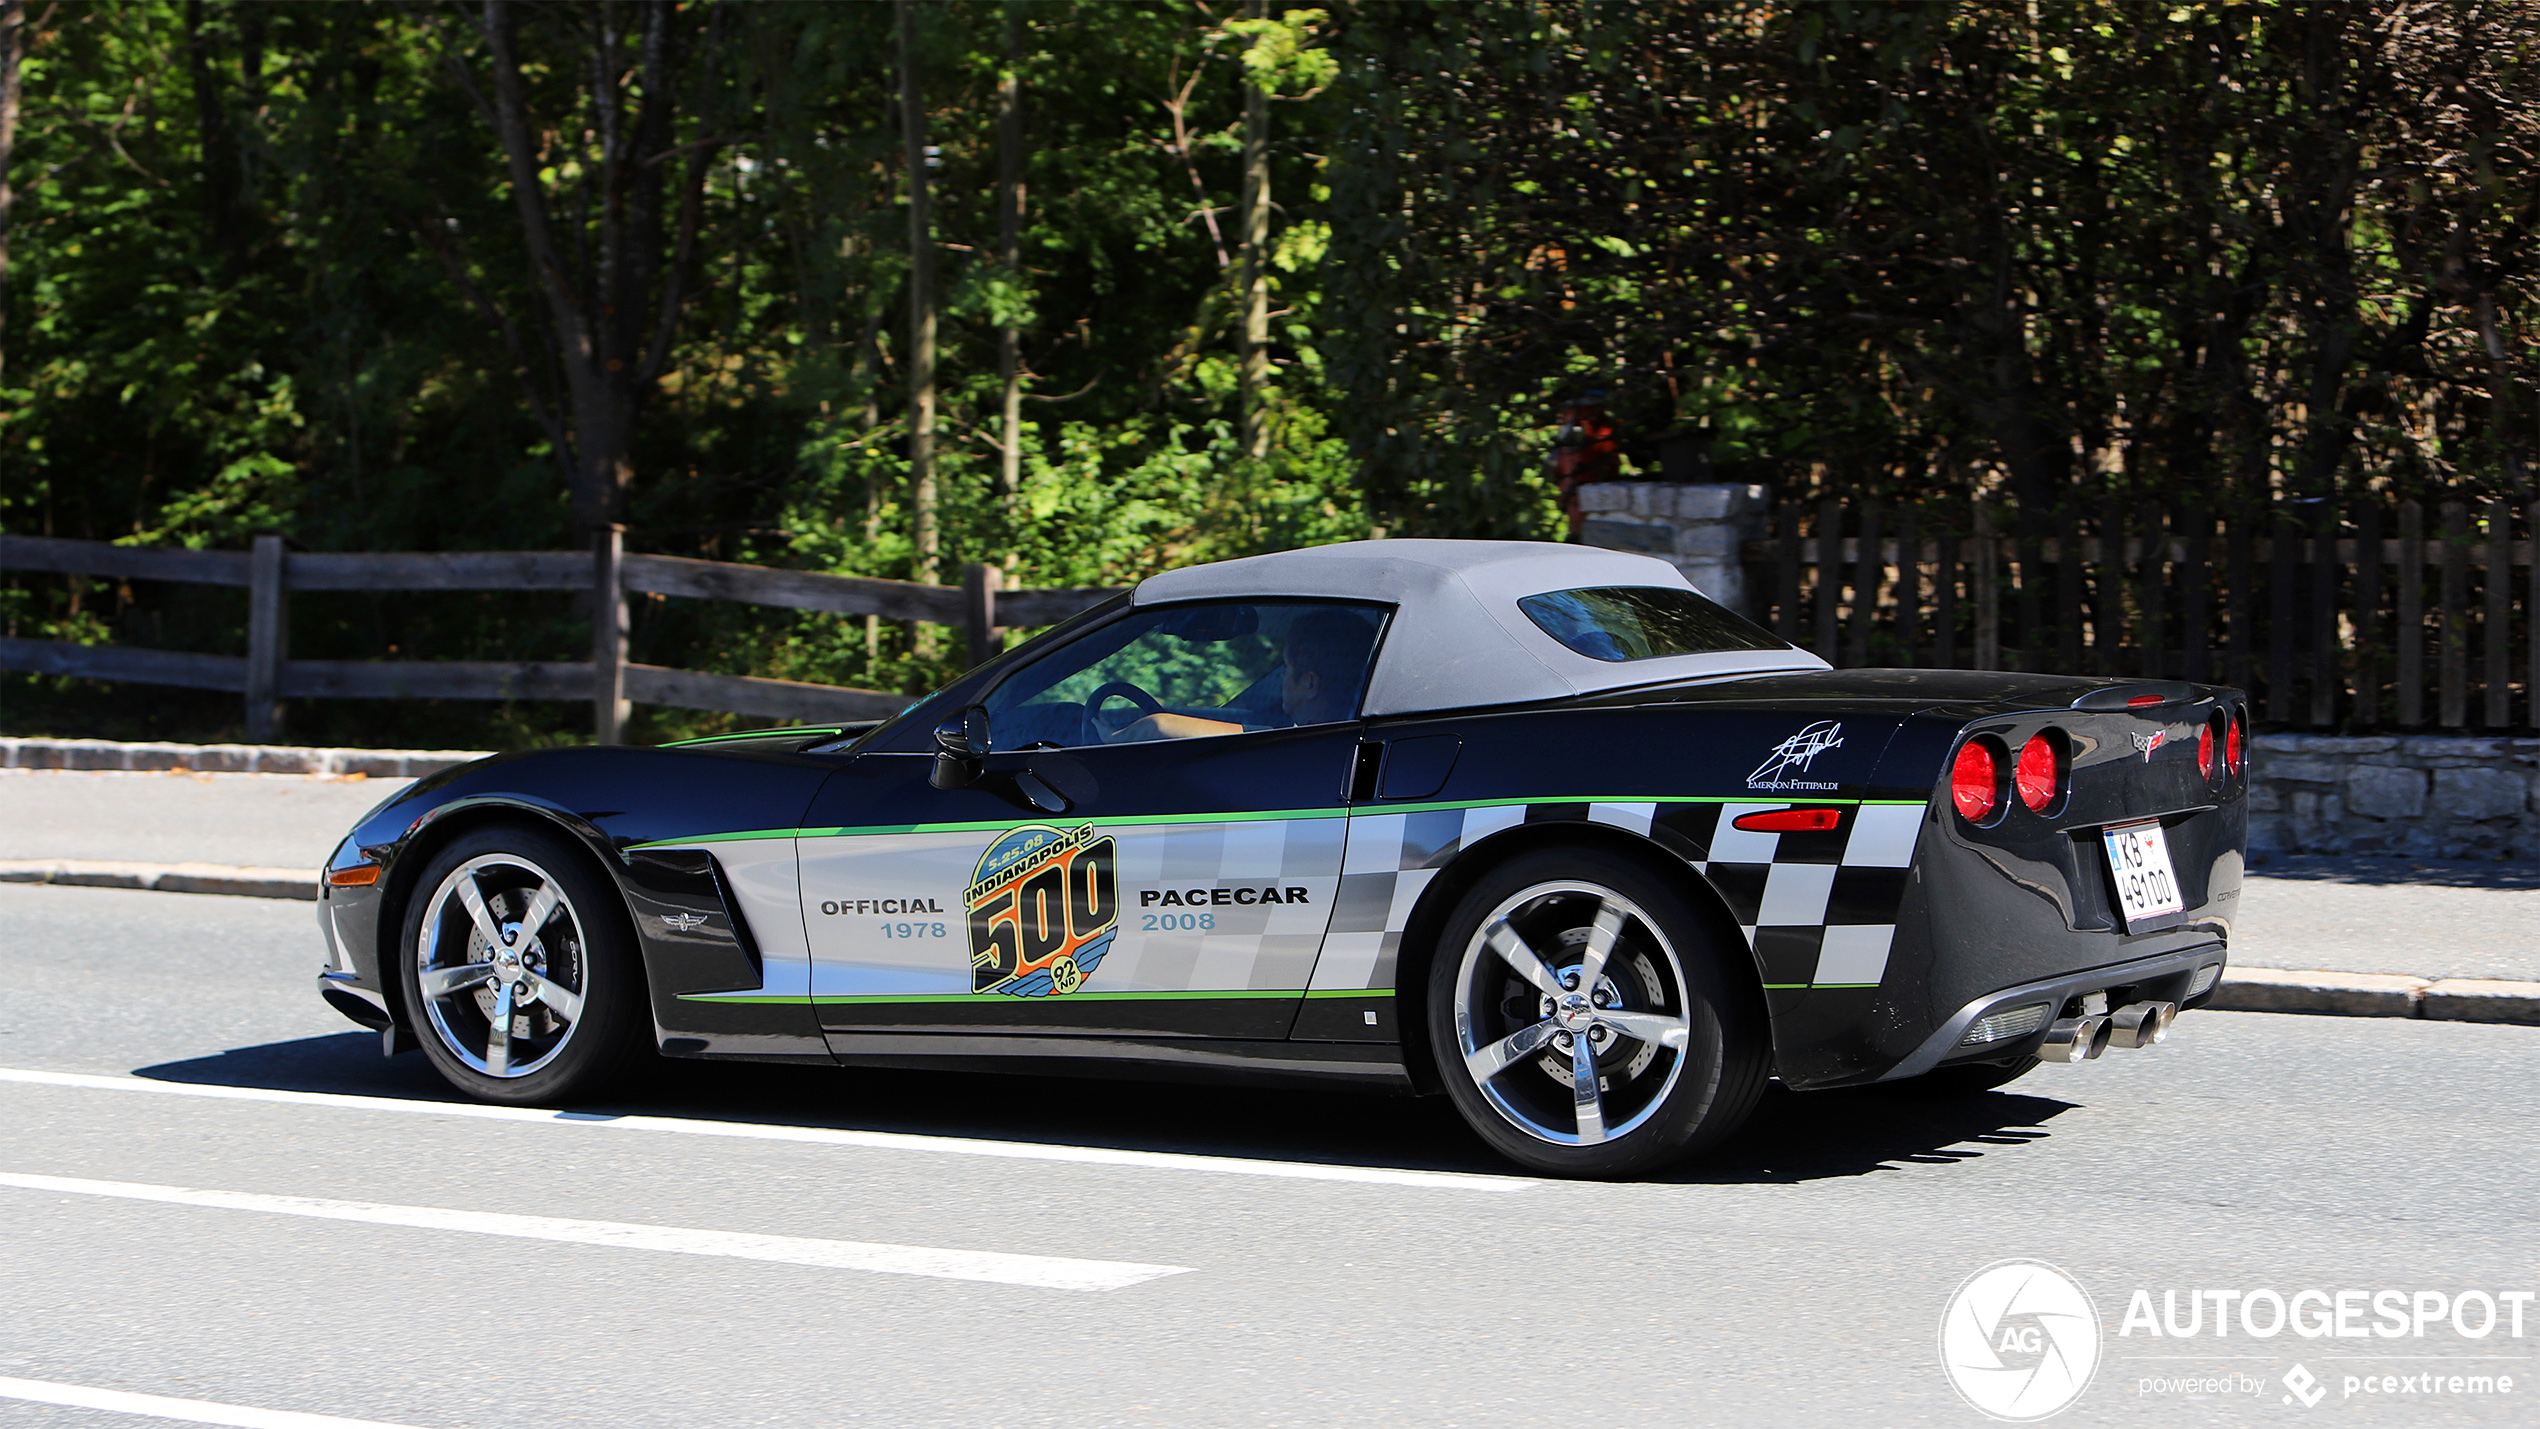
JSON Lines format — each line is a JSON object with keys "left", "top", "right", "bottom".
{"left": 1884, "top": 1056, "right": 2041, "bottom": 1099}
{"left": 1425, "top": 847, "right": 1768, "bottom": 1178}
{"left": 396, "top": 822, "right": 652, "bottom": 1105}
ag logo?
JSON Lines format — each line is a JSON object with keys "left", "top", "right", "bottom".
{"left": 2132, "top": 729, "right": 2166, "bottom": 761}
{"left": 1939, "top": 1259, "right": 2101, "bottom": 1421}
{"left": 966, "top": 824, "right": 1118, "bottom": 998}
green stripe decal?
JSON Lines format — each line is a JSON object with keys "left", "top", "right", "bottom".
{"left": 682, "top": 987, "right": 1392, "bottom": 1005}
{"left": 661, "top": 727, "right": 844, "bottom": 748}
{"left": 633, "top": 793, "right": 1930, "bottom": 851}
{"left": 798, "top": 806, "right": 1351, "bottom": 839}
{"left": 628, "top": 830, "right": 798, "bottom": 849}
{"left": 1371, "top": 794, "right": 1869, "bottom": 816}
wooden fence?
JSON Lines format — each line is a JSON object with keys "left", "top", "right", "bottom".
{"left": 1742, "top": 498, "right": 2540, "bottom": 733}
{"left": 0, "top": 531, "right": 1120, "bottom": 742}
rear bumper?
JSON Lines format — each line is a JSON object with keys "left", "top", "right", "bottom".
{"left": 1874, "top": 941, "right": 2228, "bottom": 1083}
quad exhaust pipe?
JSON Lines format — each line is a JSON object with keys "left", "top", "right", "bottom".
{"left": 2108, "top": 1000, "right": 2176, "bottom": 1049}
{"left": 2039, "top": 1000, "right": 2175, "bottom": 1062}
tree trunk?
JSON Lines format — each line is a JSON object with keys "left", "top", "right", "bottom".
{"left": 0, "top": 0, "right": 22, "bottom": 385}
{"left": 466, "top": 0, "right": 720, "bottom": 547}
{"left": 995, "top": 5, "right": 1024, "bottom": 535}
{"left": 898, "top": 0, "right": 939, "bottom": 590}
{"left": 1237, "top": 0, "right": 1270, "bottom": 463}
{"left": 184, "top": 0, "right": 249, "bottom": 276}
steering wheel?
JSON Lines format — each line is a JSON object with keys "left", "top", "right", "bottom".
{"left": 1086, "top": 681, "right": 1165, "bottom": 740}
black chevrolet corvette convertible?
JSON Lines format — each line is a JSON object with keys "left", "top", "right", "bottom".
{"left": 315, "top": 540, "right": 2246, "bottom": 1176}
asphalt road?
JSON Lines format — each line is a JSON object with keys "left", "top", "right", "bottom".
{"left": 3, "top": 880, "right": 2537, "bottom": 1428}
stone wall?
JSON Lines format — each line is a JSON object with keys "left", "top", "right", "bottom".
{"left": 1575, "top": 482, "right": 1771, "bottom": 616}
{"left": 2250, "top": 735, "right": 2540, "bottom": 861}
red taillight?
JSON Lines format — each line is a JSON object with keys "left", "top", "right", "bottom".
{"left": 1951, "top": 741, "right": 2000, "bottom": 822}
{"left": 2198, "top": 721, "right": 2216, "bottom": 779}
{"left": 2227, "top": 713, "right": 2246, "bottom": 775}
{"left": 2126, "top": 694, "right": 2163, "bottom": 707}
{"left": 2015, "top": 733, "right": 2063, "bottom": 813}
{"left": 1732, "top": 807, "right": 1844, "bottom": 833}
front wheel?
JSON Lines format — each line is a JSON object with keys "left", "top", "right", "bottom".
{"left": 397, "top": 823, "right": 651, "bottom": 1105}
{"left": 1426, "top": 849, "right": 1768, "bottom": 1178}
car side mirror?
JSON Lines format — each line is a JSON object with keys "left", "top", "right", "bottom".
{"left": 930, "top": 706, "right": 991, "bottom": 789}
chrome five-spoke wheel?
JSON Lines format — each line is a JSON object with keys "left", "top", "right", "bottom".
{"left": 414, "top": 852, "right": 591, "bottom": 1079}
{"left": 1428, "top": 849, "right": 1767, "bottom": 1177}
{"left": 1453, "top": 880, "right": 1692, "bottom": 1147}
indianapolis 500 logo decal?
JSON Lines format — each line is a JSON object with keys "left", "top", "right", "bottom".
{"left": 1747, "top": 720, "right": 1845, "bottom": 792}
{"left": 966, "top": 824, "right": 1120, "bottom": 997}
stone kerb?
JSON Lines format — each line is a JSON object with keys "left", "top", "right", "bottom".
{"left": 2248, "top": 734, "right": 2540, "bottom": 860}
{"left": 1576, "top": 482, "right": 1772, "bottom": 617}
{"left": 0, "top": 737, "right": 487, "bottom": 778}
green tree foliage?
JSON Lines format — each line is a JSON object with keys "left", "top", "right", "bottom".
{"left": 1320, "top": 0, "right": 2536, "bottom": 537}
{"left": 1, "top": 1, "right": 2530, "bottom": 744}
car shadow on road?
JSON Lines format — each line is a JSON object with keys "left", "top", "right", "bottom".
{"left": 136, "top": 1033, "right": 2081, "bottom": 1186}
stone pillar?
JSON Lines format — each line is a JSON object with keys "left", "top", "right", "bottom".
{"left": 1575, "top": 482, "right": 1771, "bottom": 616}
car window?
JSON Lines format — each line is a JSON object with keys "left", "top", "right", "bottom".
{"left": 1517, "top": 585, "right": 1787, "bottom": 662}
{"left": 983, "top": 601, "right": 1387, "bottom": 748}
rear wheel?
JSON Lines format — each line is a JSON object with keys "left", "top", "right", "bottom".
{"left": 398, "top": 823, "right": 651, "bottom": 1105}
{"left": 1426, "top": 848, "right": 1767, "bottom": 1178}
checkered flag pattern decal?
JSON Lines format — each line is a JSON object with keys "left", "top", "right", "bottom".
{"left": 1311, "top": 800, "right": 1925, "bottom": 993}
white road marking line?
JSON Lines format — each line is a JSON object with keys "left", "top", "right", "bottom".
{"left": 0, "top": 1066, "right": 1534, "bottom": 1192}
{"left": 0, "top": 1375, "right": 427, "bottom": 1429}
{"left": 0, "top": 1171, "right": 1191, "bottom": 1292}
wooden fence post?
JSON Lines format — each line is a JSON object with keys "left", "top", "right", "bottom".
{"left": 1814, "top": 498, "right": 1842, "bottom": 663}
{"left": 1774, "top": 500, "right": 1801, "bottom": 643}
{"left": 2440, "top": 502, "right": 2468, "bottom": 729}
{"left": 593, "top": 524, "right": 629, "bottom": 744}
{"left": 2398, "top": 501, "right": 2424, "bottom": 726}
{"left": 1847, "top": 500, "right": 1879, "bottom": 667}
{"left": 244, "top": 534, "right": 287, "bottom": 743}
{"left": 2179, "top": 507, "right": 2209, "bottom": 684}
{"left": 2311, "top": 500, "right": 2341, "bottom": 730}
{"left": 1973, "top": 503, "right": 2000, "bottom": 671}
{"left": 2267, "top": 507, "right": 2297, "bottom": 722}
{"left": 2353, "top": 503, "right": 2382, "bottom": 728}
{"left": 2529, "top": 500, "right": 2539, "bottom": 732}
{"left": 2485, "top": 498, "right": 2511, "bottom": 729}
{"left": 1935, "top": 526, "right": 1961, "bottom": 668}
{"left": 963, "top": 562, "right": 1002, "bottom": 668}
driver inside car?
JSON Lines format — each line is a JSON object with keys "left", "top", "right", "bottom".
{"left": 1110, "top": 607, "right": 1371, "bottom": 743}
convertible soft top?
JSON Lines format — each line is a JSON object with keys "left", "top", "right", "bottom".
{"left": 1131, "top": 539, "right": 1828, "bottom": 718}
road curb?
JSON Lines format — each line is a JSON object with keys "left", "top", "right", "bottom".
{"left": 2211, "top": 967, "right": 2540, "bottom": 1026}
{"left": 0, "top": 859, "right": 319, "bottom": 902}
{"left": 0, "top": 737, "right": 486, "bottom": 778}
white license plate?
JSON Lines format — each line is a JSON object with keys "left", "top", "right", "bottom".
{"left": 2101, "top": 820, "right": 2185, "bottom": 927}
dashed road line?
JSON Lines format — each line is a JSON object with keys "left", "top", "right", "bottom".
{"left": 0, "top": 1066, "right": 1534, "bottom": 1192}
{"left": 0, "top": 1375, "right": 429, "bottom": 1429}
{"left": 0, "top": 1170, "right": 1193, "bottom": 1292}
